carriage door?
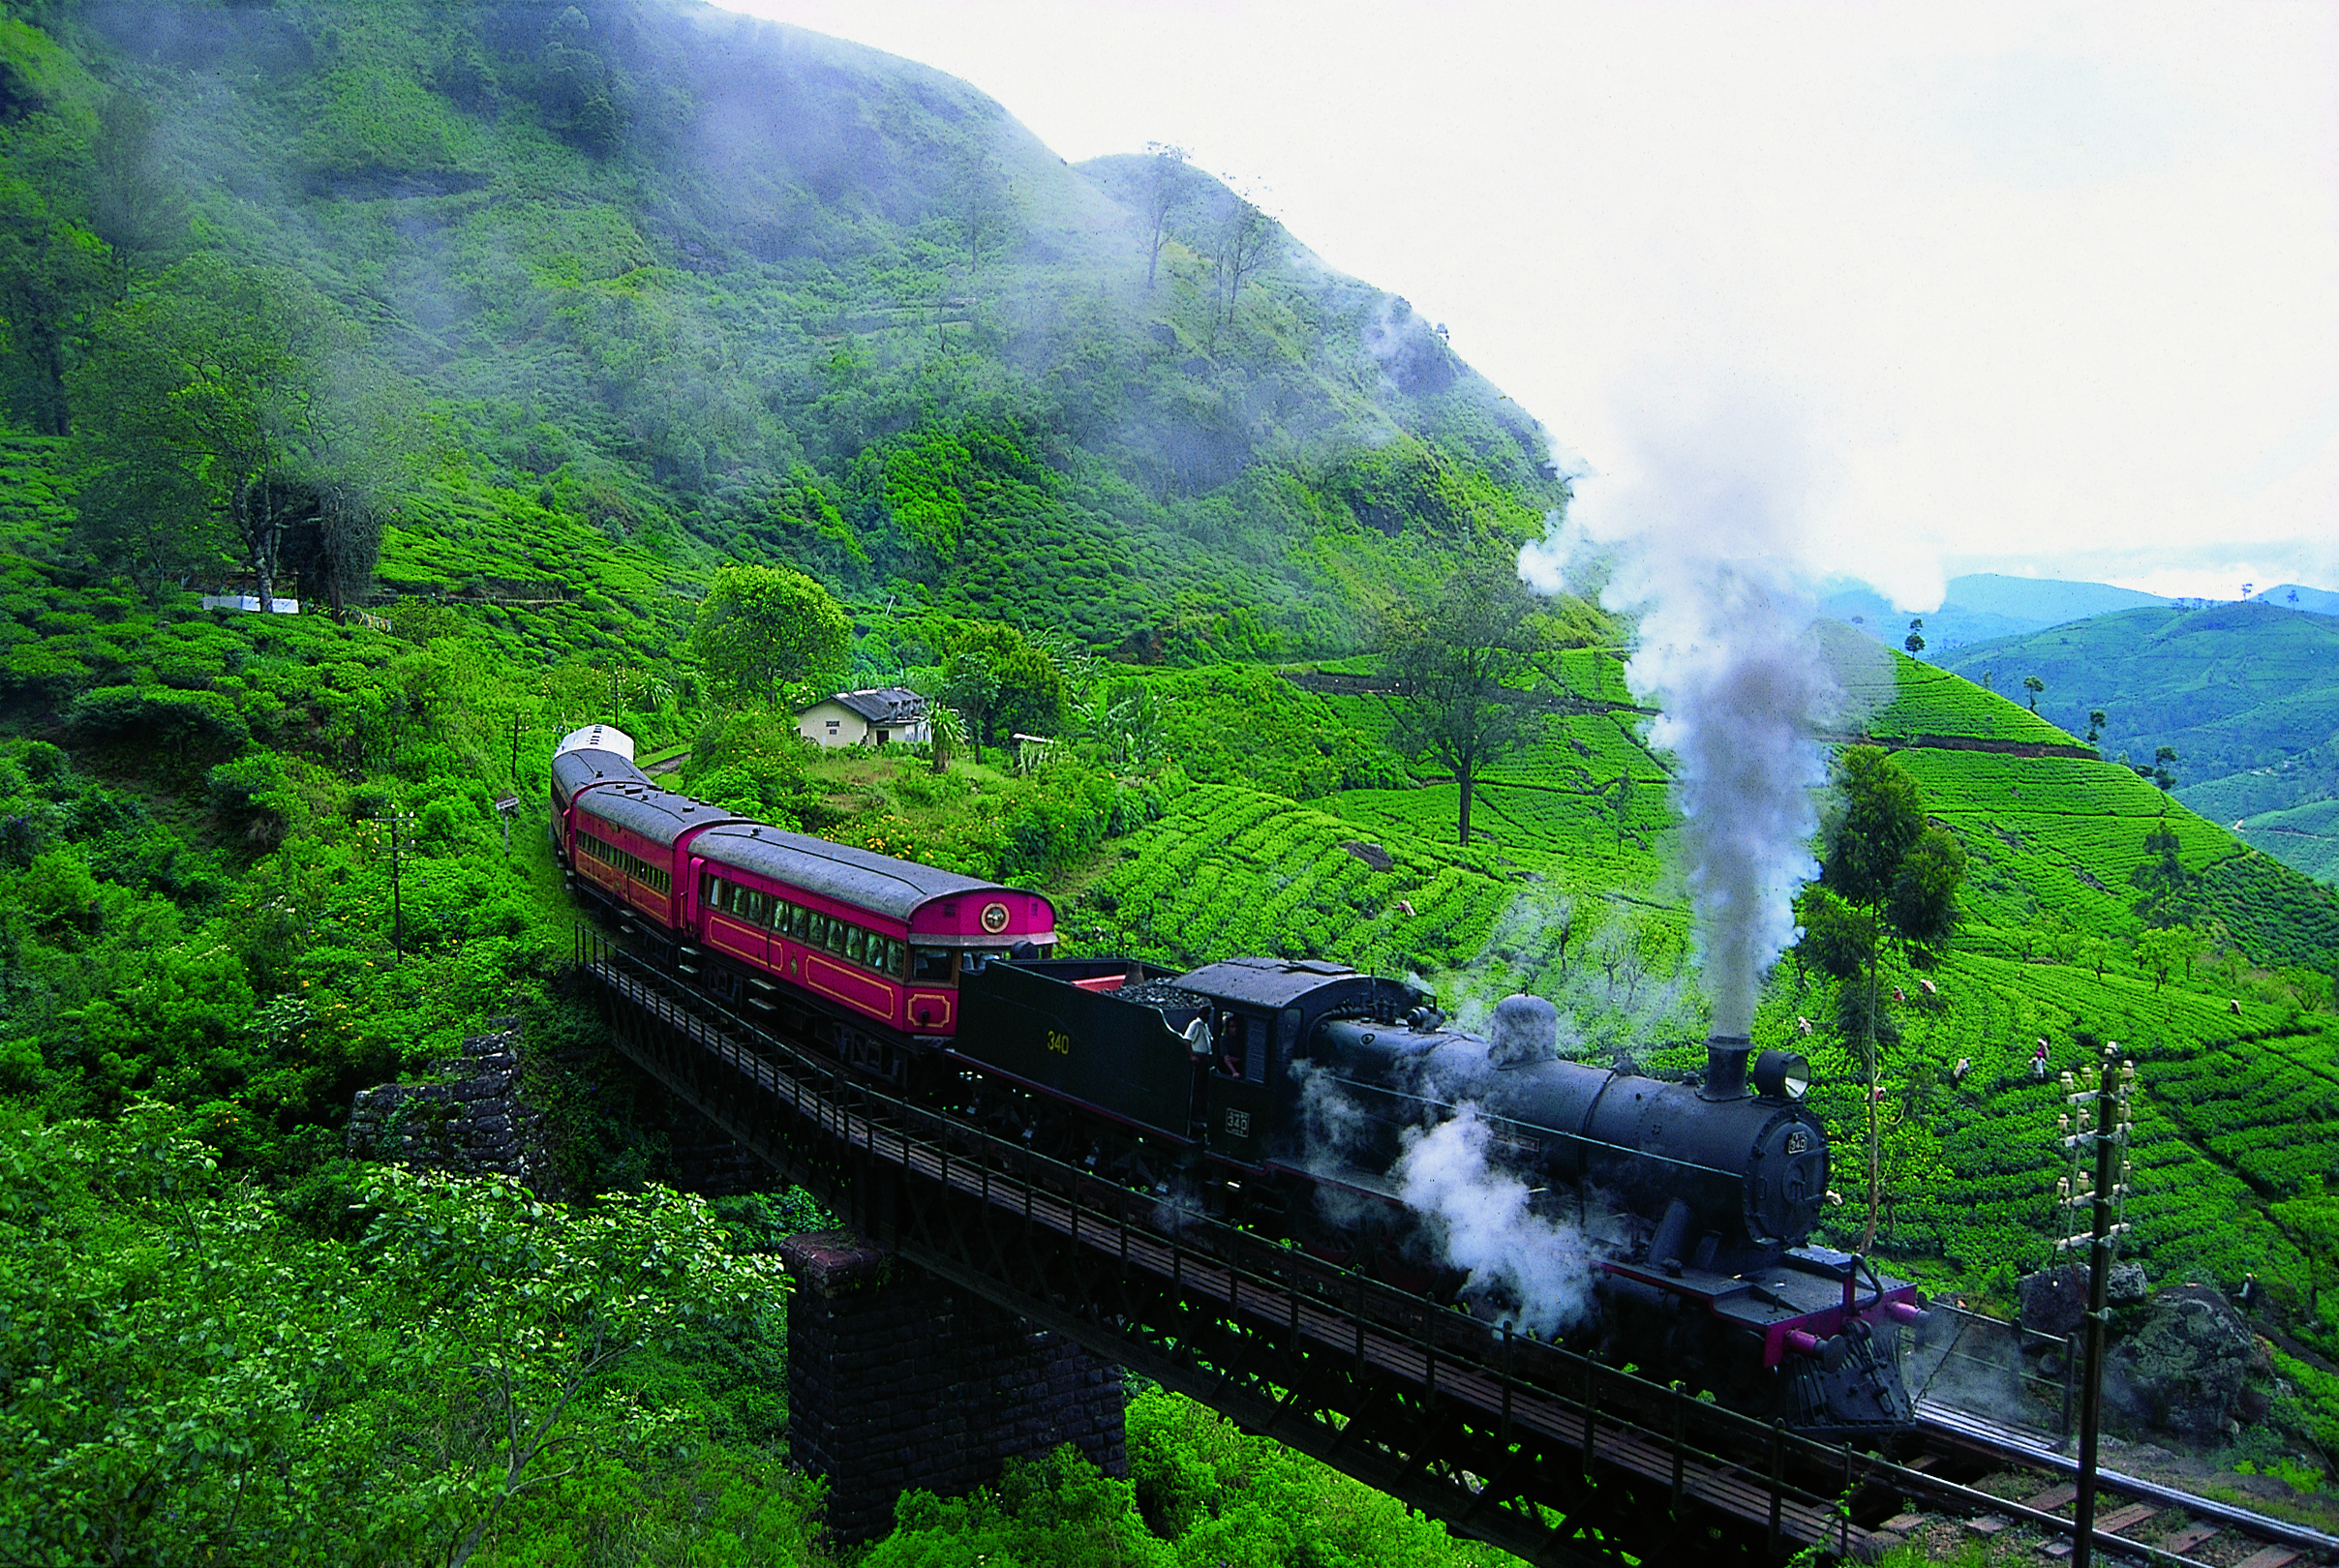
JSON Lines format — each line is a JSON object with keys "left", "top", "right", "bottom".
{"left": 1204, "top": 1007, "right": 1273, "bottom": 1166}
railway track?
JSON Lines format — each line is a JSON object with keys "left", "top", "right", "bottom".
{"left": 1880, "top": 1399, "right": 2339, "bottom": 1566}
{"left": 586, "top": 948, "right": 1902, "bottom": 1561}
{"left": 584, "top": 942, "right": 2339, "bottom": 1566}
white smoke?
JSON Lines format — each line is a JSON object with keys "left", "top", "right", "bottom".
{"left": 1521, "top": 381, "right": 1844, "bottom": 1038}
{"left": 1393, "top": 1103, "right": 1596, "bottom": 1340}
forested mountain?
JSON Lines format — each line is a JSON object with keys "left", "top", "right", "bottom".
{"left": 1937, "top": 601, "right": 2339, "bottom": 884}
{"left": 1, "top": 0, "right": 1564, "bottom": 660}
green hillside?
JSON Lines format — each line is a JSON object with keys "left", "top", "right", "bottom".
{"left": 1939, "top": 601, "right": 2339, "bottom": 884}
{"left": 2231, "top": 796, "right": 2339, "bottom": 885}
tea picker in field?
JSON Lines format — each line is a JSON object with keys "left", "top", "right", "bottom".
{"left": 2031, "top": 1038, "right": 2050, "bottom": 1080}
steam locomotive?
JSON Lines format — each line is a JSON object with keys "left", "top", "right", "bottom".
{"left": 554, "top": 724, "right": 1922, "bottom": 1436}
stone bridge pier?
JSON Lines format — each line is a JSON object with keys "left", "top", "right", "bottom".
{"left": 776, "top": 1230, "right": 1128, "bottom": 1545}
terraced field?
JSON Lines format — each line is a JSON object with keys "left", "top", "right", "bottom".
{"left": 1076, "top": 635, "right": 2339, "bottom": 1312}
{"left": 1828, "top": 630, "right": 2083, "bottom": 748}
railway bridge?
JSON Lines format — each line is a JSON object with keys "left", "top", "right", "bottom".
{"left": 577, "top": 929, "right": 1924, "bottom": 1565}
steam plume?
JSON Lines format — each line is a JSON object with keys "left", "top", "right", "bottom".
{"left": 1394, "top": 1104, "right": 1595, "bottom": 1339}
{"left": 1520, "top": 385, "right": 1839, "bottom": 1037}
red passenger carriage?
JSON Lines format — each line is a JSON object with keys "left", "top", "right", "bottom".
{"left": 549, "top": 724, "right": 1056, "bottom": 1044}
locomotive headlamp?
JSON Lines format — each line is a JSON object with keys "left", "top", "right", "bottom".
{"left": 1751, "top": 1049, "right": 1809, "bottom": 1101}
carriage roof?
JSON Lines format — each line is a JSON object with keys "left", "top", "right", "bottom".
{"left": 572, "top": 781, "right": 743, "bottom": 847}
{"left": 694, "top": 822, "right": 1029, "bottom": 924}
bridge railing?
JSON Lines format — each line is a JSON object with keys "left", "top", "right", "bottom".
{"left": 576, "top": 926, "right": 1901, "bottom": 1558}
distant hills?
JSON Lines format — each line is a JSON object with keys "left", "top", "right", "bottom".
{"left": 1826, "top": 572, "right": 2336, "bottom": 655}
{"left": 1825, "top": 573, "right": 2174, "bottom": 651}
{"left": 1929, "top": 600, "right": 2339, "bottom": 885}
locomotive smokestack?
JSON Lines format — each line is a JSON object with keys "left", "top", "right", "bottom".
{"left": 1702, "top": 1033, "right": 1752, "bottom": 1100}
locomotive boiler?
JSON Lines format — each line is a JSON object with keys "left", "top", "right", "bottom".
{"left": 554, "top": 724, "right": 1921, "bottom": 1437}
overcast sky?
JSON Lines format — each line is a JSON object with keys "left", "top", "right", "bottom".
{"left": 711, "top": 0, "right": 2338, "bottom": 608}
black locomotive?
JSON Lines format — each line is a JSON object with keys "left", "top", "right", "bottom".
{"left": 957, "top": 955, "right": 1921, "bottom": 1436}
{"left": 557, "top": 726, "right": 1921, "bottom": 1437}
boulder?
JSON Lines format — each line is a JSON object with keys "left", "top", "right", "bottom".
{"left": 2020, "top": 1264, "right": 2088, "bottom": 1339}
{"left": 2019, "top": 1260, "right": 2150, "bottom": 1340}
{"left": 2106, "top": 1284, "right": 2269, "bottom": 1438}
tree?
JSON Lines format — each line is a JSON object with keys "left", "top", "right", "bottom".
{"left": 945, "top": 622, "right": 1067, "bottom": 760}
{"left": 1139, "top": 142, "right": 1187, "bottom": 291}
{"left": 2022, "top": 675, "right": 2044, "bottom": 710}
{"left": 1794, "top": 745, "right": 1966, "bottom": 1251}
{"left": 1381, "top": 550, "right": 1543, "bottom": 845}
{"left": 1215, "top": 197, "right": 1279, "bottom": 328}
{"left": 87, "top": 94, "right": 188, "bottom": 295}
{"left": 2151, "top": 744, "right": 2178, "bottom": 791}
{"left": 2134, "top": 925, "right": 2196, "bottom": 992}
{"left": 0, "top": 178, "right": 109, "bottom": 435}
{"left": 67, "top": 255, "right": 353, "bottom": 610}
{"left": 2131, "top": 824, "right": 2195, "bottom": 928}
{"left": 926, "top": 702, "right": 967, "bottom": 774}
{"left": 2086, "top": 709, "right": 2107, "bottom": 746}
{"left": 1903, "top": 618, "right": 1925, "bottom": 656}
{"left": 689, "top": 563, "right": 849, "bottom": 709}
{"left": 938, "top": 651, "right": 999, "bottom": 766}
{"left": 276, "top": 475, "right": 385, "bottom": 621}
{"left": 70, "top": 440, "right": 220, "bottom": 602}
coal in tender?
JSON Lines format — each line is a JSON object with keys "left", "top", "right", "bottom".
{"left": 1113, "top": 980, "right": 1212, "bottom": 1012}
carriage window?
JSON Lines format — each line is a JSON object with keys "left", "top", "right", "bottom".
{"left": 844, "top": 927, "right": 866, "bottom": 965}
{"left": 912, "top": 947, "right": 954, "bottom": 982}
{"left": 789, "top": 904, "right": 808, "bottom": 940}
{"left": 827, "top": 919, "right": 847, "bottom": 954}
{"left": 805, "top": 912, "right": 827, "bottom": 948}
{"left": 889, "top": 940, "right": 908, "bottom": 979}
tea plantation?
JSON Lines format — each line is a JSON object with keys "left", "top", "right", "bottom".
{"left": 1063, "top": 638, "right": 2339, "bottom": 1318}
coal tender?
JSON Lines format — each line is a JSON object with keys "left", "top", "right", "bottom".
{"left": 957, "top": 956, "right": 1922, "bottom": 1437}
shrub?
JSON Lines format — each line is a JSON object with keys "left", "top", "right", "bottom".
{"left": 206, "top": 752, "right": 300, "bottom": 847}
{"left": 67, "top": 685, "right": 250, "bottom": 766}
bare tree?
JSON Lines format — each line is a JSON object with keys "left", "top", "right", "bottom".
{"left": 1140, "top": 142, "right": 1188, "bottom": 291}
{"left": 1216, "top": 196, "right": 1279, "bottom": 326}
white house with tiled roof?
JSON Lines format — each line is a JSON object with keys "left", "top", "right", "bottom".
{"left": 795, "top": 686, "right": 929, "bottom": 748}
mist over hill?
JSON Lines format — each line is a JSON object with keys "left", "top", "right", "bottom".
{"left": 1824, "top": 572, "right": 2176, "bottom": 651}
{"left": 3, "top": 0, "right": 1564, "bottom": 656}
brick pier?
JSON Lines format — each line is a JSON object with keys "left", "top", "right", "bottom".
{"left": 777, "top": 1230, "right": 1127, "bottom": 1545}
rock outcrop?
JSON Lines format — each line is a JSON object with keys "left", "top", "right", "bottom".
{"left": 2106, "top": 1283, "right": 2270, "bottom": 1438}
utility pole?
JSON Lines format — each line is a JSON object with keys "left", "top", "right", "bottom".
{"left": 2055, "top": 1043, "right": 2136, "bottom": 1568}
{"left": 511, "top": 711, "right": 522, "bottom": 788}
{"left": 370, "top": 810, "right": 417, "bottom": 960}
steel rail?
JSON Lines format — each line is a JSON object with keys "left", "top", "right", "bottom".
{"left": 1917, "top": 1399, "right": 2339, "bottom": 1558}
